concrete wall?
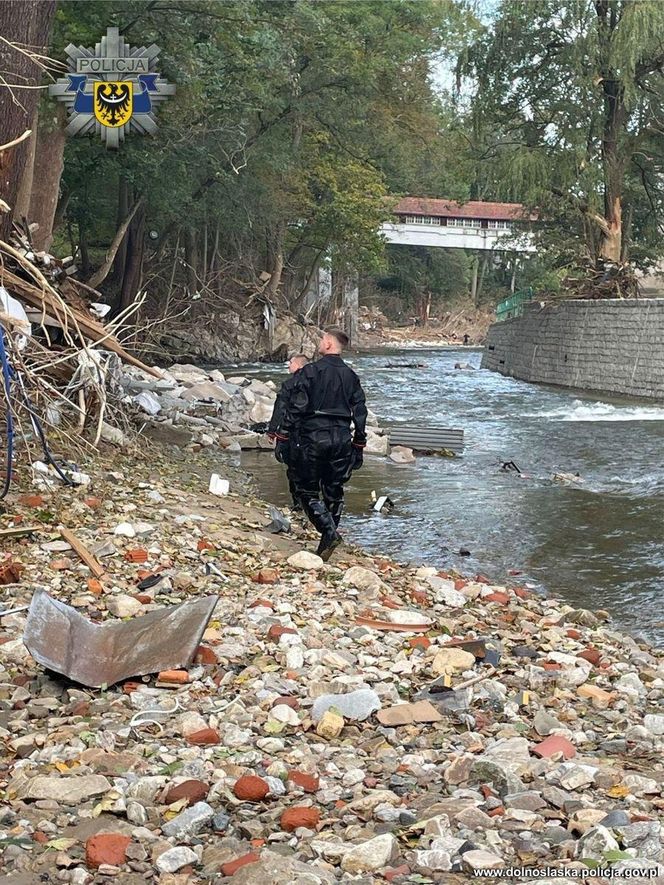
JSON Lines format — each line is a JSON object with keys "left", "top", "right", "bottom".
{"left": 482, "top": 298, "right": 664, "bottom": 399}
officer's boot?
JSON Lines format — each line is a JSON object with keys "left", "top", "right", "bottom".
{"left": 328, "top": 501, "right": 343, "bottom": 528}
{"left": 306, "top": 500, "right": 342, "bottom": 561}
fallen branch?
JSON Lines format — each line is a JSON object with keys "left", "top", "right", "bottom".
{"left": 0, "top": 128, "right": 31, "bottom": 154}
{"left": 59, "top": 526, "right": 105, "bottom": 578}
{"left": 87, "top": 197, "right": 145, "bottom": 289}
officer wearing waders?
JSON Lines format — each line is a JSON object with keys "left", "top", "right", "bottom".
{"left": 274, "top": 327, "right": 367, "bottom": 560}
{"left": 267, "top": 354, "right": 309, "bottom": 508}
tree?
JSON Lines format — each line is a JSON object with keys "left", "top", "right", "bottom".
{"left": 460, "top": 0, "right": 664, "bottom": 270}
{"left": 0, "top": 0, "right": 57, "bottom": 240}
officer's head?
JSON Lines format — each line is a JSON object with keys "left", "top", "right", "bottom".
{"left": 288, "top": 354, "right": 309, "bottom": 373}
{"left": 320, "top": 327, "right": 349, "bottom": 355}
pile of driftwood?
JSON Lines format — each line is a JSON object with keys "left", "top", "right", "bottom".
{"left": 562, "top": 261, "right": 640, "bottom": 300}
{"left": 0, "top": 226, "right": 160, "bottom": 487}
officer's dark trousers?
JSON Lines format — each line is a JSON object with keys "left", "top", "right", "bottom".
{"left": 291, "top": 425, "right": 353, "bottom": 532}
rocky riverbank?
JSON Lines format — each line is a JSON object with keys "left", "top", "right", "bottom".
{"left": 1, "top": 443, "right": 664, "bottom": 885}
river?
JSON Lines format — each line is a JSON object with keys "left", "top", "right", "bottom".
{"left": 239, "top": 347, "right": 664, "bottom": 647}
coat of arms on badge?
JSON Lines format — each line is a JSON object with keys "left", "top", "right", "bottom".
{"left": 49, "top": 27, "right": 175, "bottom": 149}
{"left": 94, "top": 81, "right": 133, "bottom": 127}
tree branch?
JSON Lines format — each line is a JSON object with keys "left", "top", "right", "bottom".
{"left": 87, "top": 196, "right": 144, "bottom": 289}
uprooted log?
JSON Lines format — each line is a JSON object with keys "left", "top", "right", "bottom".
{"left": 0, "top": 267, "right": 161, "bottom": 379}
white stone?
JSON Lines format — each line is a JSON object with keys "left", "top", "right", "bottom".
{"left": 287, "top": 551, "right": 324, "bottom": 570}
{"left": 114, "top": 522, "right": 135, "bottom": 538}
{"left": 342, "top": 566, "right": 385, "bottom": 596}
{"left": 431, "top": 648, "right": 475, "bottom": 676}
{"left": 106, "top": 595, "right": 143, "bottom": 618}
{"left": 462, "top": 849, "right": 505, "bottom": 872}
{"left": 100, "top": 422, "right": 126, "bottom": 446}
{"left": 365, "top": 429, "right": 389, "bottom": 456}
{"left": 386, "top": 609, "right": 432, "bottom": 627}
{"left": 644, "top": 714, "right": 664, "bottom": 735}
{"left": 389, "top": 445, "right": 416, "bottom": 464}
{"left": 340, "top": 833, "right": 397, "bottom": 873}
{"left": 155, "top": 846, "right": 199, "bottom": 874}
{"left": 270, "top": 705, "right": 300, "bottom": 726}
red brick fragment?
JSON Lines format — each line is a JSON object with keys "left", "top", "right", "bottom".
{"left": 186, "top": 728, "right": 220, "bottom": 746}
{"left": 164, "top": 779, "right": 209, "bottom": 806}
{"left": 385, "top": 865, "right": 411, "bottom": 882}
{"left": 221, "top": 853, "right": 260, "bottom": 877}
{"left": 566, "top": 628, "right": 582, "bottom": 640}
{"left": 280, "top": 806, "right": 321, "bottom": 832}
{"left": 271, "top": 695, "right": 299, "bottom": 710}
{"left": 254, "top": 568, "right": 279, "bottom": 584}
{"left": 408, "top": 636, "right": 431, "bottom": 650}
{"left": 194, "top": 645, "right": 218, "bottom": 665}
{"left": 124, "top": 548, "right": 148, "bottom": 563}
{"left": 233, "top": 775, "right": 269, "bottom": 801}
{"left": 577, "top": 647, "right": 601, "bottom": 667}
{"left": 532, "top": 734, "right": 576, "bottom": 760}
{"left": 157, "top": 669, "right": 189, "bottom": 684}
{"left": 85, "top": 833, "right": 131, "bottom": 869}
{"left": 249, "top": 598, "right": 274, "bottom": 609}
{"left": 267, "top": 624, "right": 298, "bottom": 641}
{"left": 19, "top": 494, "right": 44, "bottom": 507}
{"left": 287, "top": 770, "right": 319, "bottom": 793}
{"left": 484, "top": 591, "right": 510, "bottom": 604}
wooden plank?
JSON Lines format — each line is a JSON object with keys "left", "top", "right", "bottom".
{"left": 0, "top": 526, "right": 42, "bottom": 539}
{"left": 59, "top": 526, "right": 105, "bottom": 578}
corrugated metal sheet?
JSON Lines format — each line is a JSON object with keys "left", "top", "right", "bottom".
{"left": 388, "top": 425, "right": 464, "bottom": 453}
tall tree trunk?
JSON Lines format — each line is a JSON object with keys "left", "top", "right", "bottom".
{"left": 600, "top": 77, "right": 626, "bottom": 263}
{"left": 185, "top": 228, "right": 198, "bottom": 293}
{"left": 14, "top": 110, "right": 38, "bottom": 223}
{"left": 117, "top": 203, "right": 146, "bottom": 313}
{"left": 30, "top": 104, "right": 67, "bottom": 251}
{"left": 109, "top": 177, "right": 130, "bottom": 288}
{"left": 596, "top": 1, "right": 627, "bottom": 264}
{"left": 0, "top": 0, "right": 56, "bottom": 240}
{"left": 266, "top": 221, "right": 285, "bottom": 299}
{"left": 79, "top": 224, "right": 90, "bottom": 276}
{"left": 470, "top": 254, "right": 479, "bottom": 304}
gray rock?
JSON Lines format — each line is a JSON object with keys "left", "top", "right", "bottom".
{"left": 599, "top": 810, "right": 631, "bottom": 828}
{"left": 574, "top": 825, "right": 620, "bottom": 860}
{"left": 340, "top": 833, "right": 397, "bottom": 873}
{"left": 24, "top": 775, "right": 111, "bottom": 805}
{"left": 462, "top": 849, "right": 504, "bottom": 871}
{"left": 230, "top": 850, "right": 336, "bottom": 883}
{"left": 469, "top": 759, "right": 524, "bottom": 797}
{"left": 534, "top": 710, "right": 565, "bottom": 736}
{"left": 161, "top": 800, "right": 214, "bottom": 838}
{"left": 311, "top": 689, "right": 381, "bottom": 723}
{"left": 615, "top": 822, "right": 662, "bottom": 860}
{"left": 211, "top": 811, "right": 231, "bottom": 831}
{"left": 505, "top": 791, "right": 546, "bottom": 812}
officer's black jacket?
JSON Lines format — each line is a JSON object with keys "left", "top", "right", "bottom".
{"left": 267, "top": 372, "right": 298, "bottom": 435}
{"left": 282, "top": 354, "right": 367, "bottom": 444}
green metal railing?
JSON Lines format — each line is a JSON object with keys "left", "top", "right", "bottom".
{"left": 495, "top": 288, "right": 533, "bottom": 322}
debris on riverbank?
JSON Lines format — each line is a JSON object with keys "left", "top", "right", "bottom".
{"left": 1, "top": 445, "right": 663, "bottom": 884}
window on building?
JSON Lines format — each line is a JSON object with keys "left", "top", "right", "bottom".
{"left": 447, "top": 217, "right": 480, "bottom": 228}
{"left": 402, "top": 215, "right": 441, "bottom": 225}
{"left": 487, "top": 219, "right": 512, "bottom": 229}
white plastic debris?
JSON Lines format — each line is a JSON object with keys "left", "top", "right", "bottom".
{"left": 133, "top": 391, "right": 162, "bottom": 415}
{"left": 209, "top": 474, "right": 229, "bottom": 497}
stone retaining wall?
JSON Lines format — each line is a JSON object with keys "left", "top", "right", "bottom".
{"left": 481, "top": 298, "right": 664, "bottom": 399}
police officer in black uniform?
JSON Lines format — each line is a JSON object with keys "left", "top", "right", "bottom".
{"left": 274, "top": 327, "right": 367, "bottom": 561}
{"left": 267, "top": 354, "right": 309, "bottom": 508}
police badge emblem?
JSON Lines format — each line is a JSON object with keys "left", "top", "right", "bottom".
{"left": 50, "top": 27, "right": 175, "bottom": 149}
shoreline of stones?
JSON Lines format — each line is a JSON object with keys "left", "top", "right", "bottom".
{"left": 0, "top": 445, "right": 663, "bottom": 884}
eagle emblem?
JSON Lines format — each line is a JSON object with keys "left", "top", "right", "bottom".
{"left": 94, "top": 81, "right": 133, "bottom": 128}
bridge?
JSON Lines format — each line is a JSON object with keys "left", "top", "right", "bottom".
{"left": 304, "top": 196, "right": 537, "bottom": 341}
{"left": 381, "top": 197, "right": 536, "bottom": 252}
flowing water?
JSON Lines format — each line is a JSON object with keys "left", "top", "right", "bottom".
{"left": 239, "top": 348, "right": 664, "bottom": 647}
